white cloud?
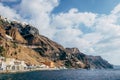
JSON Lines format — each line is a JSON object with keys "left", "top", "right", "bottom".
{"left": 0, "top": 1, "right": 120, "bottom": 65}
{"left": 111, "top": 4, "right": 120, "bottom": 14}
{"left": 52, "top": 8, "right": 97, "bottom": 29}
{"left": 51, "top": 5, "right": 120, "bottom": 65}
{"left": 0, "top": 3, "right": 21, "bottom": 21}
{"left": 18, "top": 0, "right": 59, "bottom": 38}
{"left": 95, "top": 14, "right": 120, "bottom": 38}
{"left": 83, "top": 33, "right": 103, "bottom": 45}
{"left": 54, "top": 28, "right": 83, "bottom": 44}
{"left": 51, "top": 8, "right": 97, "bottom": 54}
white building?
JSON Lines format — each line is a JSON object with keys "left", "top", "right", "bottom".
{"left": 0, "top": 57, "right": 6, "bottom": 70}
{"left": 0, "top": 57, "right": 27, "bottom": 71}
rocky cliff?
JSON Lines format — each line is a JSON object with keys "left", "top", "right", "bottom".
{"left": 0, "top": 16, "right": 113, "bottom": 69}
{"left": 65, "top": 48, "right": 113, "bottom": 69}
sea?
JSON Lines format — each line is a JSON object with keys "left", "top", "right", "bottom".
{"left": 0, "top": 69, "right": 120, "bottom": 80}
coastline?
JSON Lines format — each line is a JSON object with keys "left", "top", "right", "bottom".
{"left": 0, "top": 68, "right": 114, "bottom": 74}
{"left": 0, "top": 68, "right": 60, "bottom": 74}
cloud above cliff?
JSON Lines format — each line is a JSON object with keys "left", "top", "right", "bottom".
{"left": 0, "top": 0, "right": 120, "bottom": 65}
{"left": 19, "top": 0, "right": 59, "bottom": 38}
{"left": 0, "top": 3, "right": 21, "bottom": 20}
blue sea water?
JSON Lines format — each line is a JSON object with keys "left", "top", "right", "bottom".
{"left": 0, "top": 69, "right": 120, "bottom": 80}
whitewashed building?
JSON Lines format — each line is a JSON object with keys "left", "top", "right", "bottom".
{"left": 0, "top": 57, "right": 27, "bottom": 71}
{"left": 0, "top": 57, "right": 6, "bottom": 70}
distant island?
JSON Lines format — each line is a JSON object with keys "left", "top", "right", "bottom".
{"left": 0, "top": 16, "right": 113, "bottom": 73}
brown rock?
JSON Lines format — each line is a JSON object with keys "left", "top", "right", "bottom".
{"left": 8, "top": 27, "right": 27, "bottom": 43}
{"left": 0, "top": 26, "right": 6, "bottom": 38}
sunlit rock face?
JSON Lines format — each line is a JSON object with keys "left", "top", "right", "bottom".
{"left": 0, "top": 15, "right": 113, "bottom": 69}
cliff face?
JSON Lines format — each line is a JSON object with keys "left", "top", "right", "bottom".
{"left": 8, "top": 27, "right": 27, "bottom": 43}
{"left": 86, "top": 56, "right": 113, "bottom": 69}
{"left": 65, "top": 48, "right": 113, "bottom": 69}
{"left": 0, "top": 16, "right": 113, "bottom": 69}
{"left": 0, "top": 19, "right": 52, "bottom": 65}
{"left": 0, "top": 25, "right": 6, "bottom": 38}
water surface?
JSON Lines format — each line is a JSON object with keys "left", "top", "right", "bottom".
{"left": 0, "top": 69, "right": 120, "bottom": 80}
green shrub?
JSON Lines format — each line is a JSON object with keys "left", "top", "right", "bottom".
{"left": 0, "top": 46, "right": 5, "bottom": 53}
{"left": 0, "top": 37, "right": 2, "bottom": 40}
{"left": 0, "top": 46, "right": 5, "bottom": 56}
{"left": 13, "top": 43, "right": 18, "bottom": 48}
{"left": 0, "top": 20, "right": 3, "bottom": 26}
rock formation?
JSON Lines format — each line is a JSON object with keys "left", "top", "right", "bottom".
{"left": 0, "top": 16, "right": 113, "bottom": 69}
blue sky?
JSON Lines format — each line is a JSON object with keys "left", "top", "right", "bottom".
{"left": 53, "top": 0, "right": 120, "bottom": 14}
{"left": 0, "top": 0, "right": 120, "bottom": 65}
{"left": 2, "top": 0, "right": 120, "bottom": 14}
{"left": 1, "top": 0, "right": 21, "bottom": 6}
